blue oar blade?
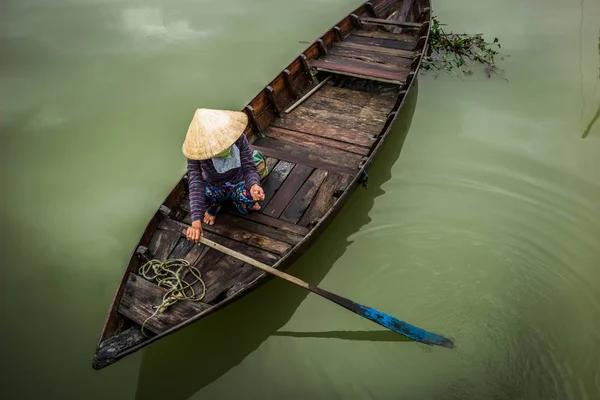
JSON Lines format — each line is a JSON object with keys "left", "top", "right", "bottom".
{"left": 357, "top": 304, "right": 454, "bottom": 348}
{"left": 309, "top": 285, "right": 454, "bottom": 348}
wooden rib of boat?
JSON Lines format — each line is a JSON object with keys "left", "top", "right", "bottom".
{"left": 92, "top": 0, "right": 432, "bottom": 370}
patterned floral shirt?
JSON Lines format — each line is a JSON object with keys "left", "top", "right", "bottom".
{"left": 186, "top": 134, "right": 260, "bottom": 222}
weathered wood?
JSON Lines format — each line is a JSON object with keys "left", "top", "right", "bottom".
{"left": 397, "top": 0, "right": 415, "bottom": 21}
{"left": 333, "top": 41, "right": 417, "bottom": 59}
{"left": 272, "top": 117, "right": 376, "bottom": 147}
{"left": 276, "top": 69, "right": 310, "bottom": 107}
{"left": 202, "top": 220, "right": 292, "bottom": 255}
{"left": 168, "top": 237, "right": 196, "bottom": 260}
{"left": 199, "top": 256, "right": 263, "bottom": 304}
{"left": 179, "top": 197, "right": 190, "bottom": 212}
{"left": 294, "top": 88, "right": 391, "bottom": 129}
{"left": 299, "top": 172, "right": 354, "bottom": 227}
{"left": 95, "top": 326, "right": 146, "bottom": 364}
{"left": 416, "top": 6, "right": 430, "bottom": 23}
{"left": 411, "top": 55, "right": 420, "bottom": 69}
{"left": 360, "top": 17, "right": 421, "bottom": 29}
{"left": 265, "top": 86, "right": 281, "bottom": 117}
{"left": 391, "top": 0, "right": 416, "bottom": 34}
{"left": 254, "top": 137, "right": 363, "bottom": 171}
{"left": 118, "top": 273, "right": 210, "bottom": 334}
{"left": 216, "top": 212, "right": 305, "bottom": 245}
{"left": 263, "top": 164, "right": 314, "bottom": 218}
{"left": 281, "top": 169, "right": 329, "bottom": 223}
{"left": 252, "top": 144, "right": 357, "bottom": 176}
{"left": 316, "top": 39, "right": 328, "bottom": 56}
{"left": 299, "top": 54, "right": 318, "bottom": 85}
{"left": 333, "top": 26, "right": 343, "bottom": 42}
{"left": 346, "top": 34, "right": 417, "bottom": 51}
{"left": 282, "top": 69, "right": 297, "bottom": 98}
{"left": 234, "top": 210, "right": 310, "bottom": 235}
{"left": 158, "top": 218, "right": 280, "bottom": 266}
{"left": 184, "top": 242, "right": 210, "bottom": 265}
{"left": 416, "top": 35, "right": 427, "bottom": 50}
{"left": 284, "top": 75, "right": 332, "bottom": 114}
{"left": 260, "top": 160, "right": 295, "bottom": 209}
{"left": 350, "top": 14, "right": 362, "bottom": 29}
{"left": 310, "top": 58, "right": 407, "bottom": 84}
{"left": 316, "top": 54, "right": 410, "bottom": 74}
{"left": 352, "top": 30, "right": 417, "bottom": 43}
{"left": 265, "top": 127, "right": 371, "bottom": 156}
{"left": 328, "top": 45, "right": 413, "bottom": 68}
{"left": 418, "top": 20, "right": 430, "bottom": 37}
{"left": 244, "top": 105, "right": 262, "bottom": 133}
{"left": 364, "top": 2, "right": 377, "bottom": 17}
{"left": 148, "top": 230, "right": 180, "bottom": 261}
{"left": 307, "top": 85, "right": 396, "bottom": 113}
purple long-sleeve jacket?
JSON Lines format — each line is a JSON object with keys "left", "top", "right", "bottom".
{"left": 186, "top": 134, "right": 260, "bottom": 222}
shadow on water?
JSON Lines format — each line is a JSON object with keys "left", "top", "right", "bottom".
{"left": 135, "top": 80, "right": 420, "bottom": 400}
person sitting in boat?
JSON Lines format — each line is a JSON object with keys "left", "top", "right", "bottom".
{"left": 183, "top": 108, "right": 265, "bottom": 244}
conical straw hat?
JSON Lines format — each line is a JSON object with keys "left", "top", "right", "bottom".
{"left": 182, "top": 108, "right": 248, "bottom": 160}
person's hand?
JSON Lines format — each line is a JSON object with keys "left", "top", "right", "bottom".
{"left": 250, "top": 184, "right": 265, "bottom": 201}
{"left": 186, "top": 220, "right": 202, "bottom": 244}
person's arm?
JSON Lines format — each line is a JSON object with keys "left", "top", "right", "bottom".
{"left": 186, "top": 158, "right": 205, "bottom": 242}
{"left": 236, "top": 135, "right": 264, "bottom": 201}
{"left": 236, "top": 134, "right": 260, "bottom": 190}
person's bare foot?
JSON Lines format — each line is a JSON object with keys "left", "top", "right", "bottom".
{"left": 203, "top": 211, "right": 216, "bottom": 225}
{"left": 251, "top": 202, "right": 261, "bottom": 211}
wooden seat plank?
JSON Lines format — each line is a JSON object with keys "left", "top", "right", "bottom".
{"left": 118, "top": 273, "right": 210, "bottom": 334}
{"left": 351, "top": 30, "right": 417, "bottom": 43}
{"left": 254, "top": 137, "right": 363, "bottom": 171}
{"left": 299, "top": 172, "right": 354, "bottom": 227}
{"left": 345, "top": 35, "right": 417, "bottom": 51}
{"left": 216, "top": 212, "right": 305, "bottom": 245}
{"left": 310, "top": 58, "right": 407, "bottom": 84}
{"left": 281, "top": 169, "right": 329, "bottom": 224}
{"left": 328, "top": 45, "right": 413, "bottom": 68}
{"left": 262, "top": 164, "right": 314, "bottom": 218}
{"left": 158, "top": 218, "right": 280, "bottom": 266}
{"left": 272, "top": 118, "right": 376, "bottom": 147}
{"left": 315, "top": 55, "right": 410, "bottom": 76}
{"left": 202, "top": 220, "right": 292, "bottom": 255}
{"left": 360, "top": 17, "right": 422, "bottom": 28}
{"left": 252, "top": 144, "right": 358, "bottom": 176}
{"left": 333, "top": 41, "right": 417, "bottom": 59}
{"left": 265, "top": 127, "right": 370, "bottom": 156}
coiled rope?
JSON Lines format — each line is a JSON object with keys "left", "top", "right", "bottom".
{"left": 138, "top": 259, "right": 207, "bottom": 336}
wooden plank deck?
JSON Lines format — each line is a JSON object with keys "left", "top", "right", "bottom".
{"left": 308, "top": 23, "right": 419, "bottom": 84}
{"left": 116, "top": 47, "right": 401, "bottom": 321}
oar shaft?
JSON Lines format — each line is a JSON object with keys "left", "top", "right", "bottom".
{"left": 184, "top": 232, "right": 454, "bottom": 349}
{"left": 198, "top": 236, "right": 310, "bottom": 290}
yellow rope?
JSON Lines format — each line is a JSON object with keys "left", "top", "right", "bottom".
{"left": 138, "top": 259, "right": 207, "bottom": 336}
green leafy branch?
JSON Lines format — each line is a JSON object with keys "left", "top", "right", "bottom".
{"left": 422, "top": 17, "right": 507, "bottom": 80}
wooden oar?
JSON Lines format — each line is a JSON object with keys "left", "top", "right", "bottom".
{"left": 187, "top": 232, "right": 455, "bottom": 349}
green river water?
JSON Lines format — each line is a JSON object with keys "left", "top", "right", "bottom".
{"left": 1, "top": 0, "right": 599, "bottom": 399}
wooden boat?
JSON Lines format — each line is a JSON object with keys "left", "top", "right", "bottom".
{"left": 92, "top": 0, "right": 432, "bottom": 370}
